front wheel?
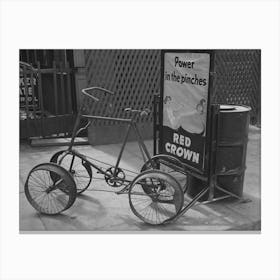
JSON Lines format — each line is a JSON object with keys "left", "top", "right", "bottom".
{"left": 24, "top": 163, "right": 77, "bottom": 215}
{"left": 128, "top": 170, "right": 184, "bottom": 225}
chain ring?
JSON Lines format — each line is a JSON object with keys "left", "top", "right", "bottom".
{"left": 104, "top": 167, "right": 126, "bottom": 188}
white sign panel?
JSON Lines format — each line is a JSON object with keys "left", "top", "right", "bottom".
{"left": 162, "top": 52, "right": 210, "bottom": 170}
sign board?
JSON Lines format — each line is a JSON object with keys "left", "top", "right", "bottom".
{"left": 19, "top": 76, "right": 39, "bottom": 109}
{"left": 160, "top": 51, "right": 211, "bottom": 172}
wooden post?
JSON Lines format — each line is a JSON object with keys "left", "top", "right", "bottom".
{"left": 73, "top": 50, "right": 87, "bottom": 110}
{"left": 23, "top": 65, "right": 30, "bottom": 136}
{"left": 66, "top": 61, "right": 72, "bottom": 114}
{"left": 37, "top": 62, "right": 45, "bottom": 137}
{"left": 53, "top": 61, "right": 58, "bottom": 115}
{"left": 60, "top": 61, "right": 66, "bottom": 115}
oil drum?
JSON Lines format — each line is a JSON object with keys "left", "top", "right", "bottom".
{"left": 187, "top": 104, "right": 251, "bottom": 201}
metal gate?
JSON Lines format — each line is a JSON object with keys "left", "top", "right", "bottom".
{"left": 20, "top": 61, "right": 76, "bottom": 139}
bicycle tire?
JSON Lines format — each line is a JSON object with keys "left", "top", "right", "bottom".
{"left": 128, "top": 170, "right": 184, "bottom": 225}
{"left": 24, "top": 163, "right": 77, "bottom": 215}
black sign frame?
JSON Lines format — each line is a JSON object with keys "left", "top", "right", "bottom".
{"left": 158, "top": 49, "right": 215, "bottom": 177}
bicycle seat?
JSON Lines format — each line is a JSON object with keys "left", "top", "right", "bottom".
{"left": 124, "top": 107, "right": 151, "bottom": 117}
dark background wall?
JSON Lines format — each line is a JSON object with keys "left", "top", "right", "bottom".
{"left": 19, "top": 49, "right": 261, "bottom": 141}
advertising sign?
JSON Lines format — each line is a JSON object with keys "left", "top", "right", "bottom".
{"left": 161, "top": 52, "right": 211, "bottom": 171}
{"left": 19, "top": 76, "right": 39, "bottom": 109}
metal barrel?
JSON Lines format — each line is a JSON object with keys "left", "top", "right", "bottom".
{"left": 187, "top": 105, "right": 251, "bottom": 201}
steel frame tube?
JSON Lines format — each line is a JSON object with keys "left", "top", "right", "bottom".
{"left": 82, "top": 115, "right": 132, "bottom": 123}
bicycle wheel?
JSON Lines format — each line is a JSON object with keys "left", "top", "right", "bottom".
{"left": 141, "top": 154, "right": 189, "bottom": 193}
{"left": 128, "top": 170, "right": 184, "bottom": 225}
{"left": 25, "top": 163, "right": 77, "bottom": 215}
{"left": 50, "top": 150, "right": 92, "bottom": 194}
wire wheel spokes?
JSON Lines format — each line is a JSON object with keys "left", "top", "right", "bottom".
{"left": 50, "top": 150, "right": 92, "bottom": 194}
{"left": 129, "top": 170, "right": 184, "bottom": 225}
{"left": 24, "top": 163, "right": 77, "bottom": 215}
{"left": 141, "top": 154, "right": 189, "bottom": 193}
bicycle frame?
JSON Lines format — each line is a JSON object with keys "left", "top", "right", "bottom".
{"left": 59, "top": 87, "right": 153, "bottom": 192}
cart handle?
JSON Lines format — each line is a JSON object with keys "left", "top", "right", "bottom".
{"left": 124, "top": 107, "right": 151, "bottom": 117}
{"left": 81, "top": 86, "right": 115, "bottom": 102}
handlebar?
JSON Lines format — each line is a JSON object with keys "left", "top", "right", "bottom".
{"left": 81, "top": 86, "right": 115, "bottom": 102}
{"left": 124, "top": 107, "right": 151, "bottom": 117}
{"left": 80, "top": 87, "right": 150, "bottom": 118}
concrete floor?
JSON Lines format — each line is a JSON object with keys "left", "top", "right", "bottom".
{"left": 19, "top": 127, "right": 261, "bottom": 232}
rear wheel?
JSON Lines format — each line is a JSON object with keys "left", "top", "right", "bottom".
{"left": 141, "top": 154, "right": 189, "bottom": 193}
{"left": 50, "top": 150, "right": 92, "bottom": 194}
{"left": 24, "top": 163, "right": 77, "bottom": 215}
{"left": 128, "top": 170, "right": 184, "bottom": 225}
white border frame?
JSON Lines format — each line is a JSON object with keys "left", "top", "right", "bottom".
{"left": 1, "top": 1, "right": 279, "bottom": 280}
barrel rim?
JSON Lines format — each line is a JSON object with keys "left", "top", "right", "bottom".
{"left": 219, "top": 104, "right": 251, "bottom": 113}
